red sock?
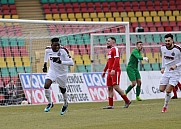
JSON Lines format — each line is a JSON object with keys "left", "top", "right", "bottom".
{"left": 173, "top": 87, "right": 177, "bottom": 97}
{"left": 108, "top": 97, "right": 113, "bottom": 106}
{"left": 121, "top": 95, "right": 130, "bottom": 103}
{"left": 177, "top": 82, "right": 181, "bottom": 90}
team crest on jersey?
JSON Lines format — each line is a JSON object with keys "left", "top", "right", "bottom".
{"left": 171, "top": 52, "right": 175, "bottom": 56}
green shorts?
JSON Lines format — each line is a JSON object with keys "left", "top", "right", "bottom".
{"left": 126, "top": 67, "right": 141, "bottom": 81}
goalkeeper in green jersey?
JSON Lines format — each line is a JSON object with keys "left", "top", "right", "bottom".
{"left": 125, "top": 41, "right": 148, "bottom": 101}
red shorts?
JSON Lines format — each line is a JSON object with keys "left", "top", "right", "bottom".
{"left": 107, "top": 70, "right": 121, "bottom": 86}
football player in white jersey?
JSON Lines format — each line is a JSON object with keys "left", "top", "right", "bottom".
{"left": 160, "top": 33, "right": 181, "bottom": 113}
{"left": 42, "top": 38, "right": 74, "bottom": 115}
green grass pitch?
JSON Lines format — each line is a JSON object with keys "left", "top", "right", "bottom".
{"left": 0, "top": 99, "right": 181, "bottom": 129}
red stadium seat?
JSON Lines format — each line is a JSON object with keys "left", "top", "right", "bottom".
{"left": 109, "top": 2, "right": 116, "bottom": 7}
{"left": 59, "top": 8, "right": 66, "bottom": 13}
{"left": 124, "top": 2, "right": 131, "bottom": 7}
{"left": 79, "top": 2, "right": 86, "bottom": 8}
{"left": 117, "top": 2, "right": 123, "bottom": 8}
{"left": 102, "top": 7, "right": 109, "bottom": 12}
{"left": 43, "top": 4, "right": 49, "bottom": 9}
{"left": 87, "top": 2, "right": 93, "bottom": 8}
{"left": 9, "top": 4, "right": 16, "bottom": 10}
{"left": 3, "top": 10, "right": 10, "bottom": 15}
{"left": 162, "top": 21, "right": 169, "bottom": 27}
{"left": 4, "top": 47, "right": 12, "bottom": 57}
{"left": 147, "top": 6, "right": 154, "bottom": 11}
{"left": 2, "top": 5, "right": 9, "bottom": 10}
{"left": 169, "top": 5, "right": 176, "bottom": 10}
{"left": 65, "top": 3, "right": 72, "bottom": 8}
{"left": 169, "top": 1, "right": 175, "bottom": 6}
{"left": 74, "top": 8, "right": 81, "bottom": 13}
{"left": 147, "top": 1, "right": 153, "bottom": 7}
{"left": 52, "top": 8, "right": 58, "bottom": 14}
{"left": 94, "top": 2, "right": 101, "bottom": 8}
{"left": 44, "top": 8, "right": 51, "bottom": 14}
{"left": 154, "top": 1, "right": 160, "bottom": 6}
{"left": 169, "top": 21, "right": 176, "bottom": 27}
{"left": 162, "top": 6, "right": 169, "bottom": 11}
{"left": 110, "top": 7, "right": 117, "bottom": 12}
{"left": 58, "top": 4, "right": 64, "bottom": 9}
{"left": 66, "top": 8, "right": 73, "bottom": 13}
{"left": 131, "top": 22, "right": 138, "bottom": 28}
{"left": 150, "top": 27, "right": 157, "bottom": 32}
{"left": 11, "top": 10, "right": 17, "bottom": 15}
{"left": 11, "top": 47, "right": 20, "bottom": 57}
{"left": 162, "top": 1, "right": 168, "bottom": 6}
{"left": 87, "top": 7, "right": 94, "bottom": 13}
{"left": 155, "top": 6, "right": 161, "bottom": 11}
{"left": 102, "top": 2, "right": 109, "bottom": 8}
{"left": 139, "top": 1, "right": 146, "bottom": 6}
{"left": 147, "top": 22, "right": 154, "bottom": 27}
{"left": 139, "top": 22, "right": 147, "bottom": 27}
{"left": 143, "top": 27, "right": 149, "bottom": 32}
{"left": 155, "top": 22, "right": 161, "bottom": 27}
{"left": 95, "top": 7, "right": 102, "bottom": 12}
{"left": 117, "top": 7, "right": 124, "bottom": 12}
{"left": 173, "top": 26, "right": 180, "bottom": 31}
{"left": 165, "top": 26, "right": 172, "bottom": 31}
{"left": 50, "top": 3, "right": 56, "bottom": 9}
{"left": 132, "top": 1, "right": 139, "bottom": 7}
{"left": 157, "top": 26, "right": 164, "bottom": 32}
{"left": 81, "top": 8, "right": 89, "bottom": 13}
{"left": 125, "top": 7, "right": 132, "bottom": 12}
{"left": 140, "top": 6, "right": 147, "bottom": 11}
{"left": 177, "top": 21, "right": 181, "bottom": 26}
{"left": 72, "top": 3, "right": 79, "bottom": 8}
{"left": 133, "top": 6, "right": 139, "bottom": 11}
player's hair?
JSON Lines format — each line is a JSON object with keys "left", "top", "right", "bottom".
{"left": 109, "top": 37, "right": 116, "bottom": 43}
{"left": 51, "top": 37, "right": 59, "bottom": 43}
{"left": 164, "top": 33, "right": 173, "bottom": 39}
{"left": 136, "top": 41, "right": 143, "bottom": 45}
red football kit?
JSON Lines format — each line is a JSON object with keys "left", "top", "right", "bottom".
{"left": 104, "top": 46, "right": 121, "bottom": 86}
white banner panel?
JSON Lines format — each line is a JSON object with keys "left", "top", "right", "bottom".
{"left": 19, "top": 71, "right": 181, "bottom": 104}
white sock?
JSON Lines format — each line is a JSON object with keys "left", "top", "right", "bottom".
{"left": 163, "top": 93, "right": 171, "bottom": 108}
{"left": 62, "top": 92, "right": 68, "bottom": 106}
{"left": 45, "top": 89, "right": 52, "bottom": 103}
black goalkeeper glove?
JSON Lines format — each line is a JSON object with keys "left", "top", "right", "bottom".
{"left": 42, "top": 63, "right": 47, "bottom": 72}
{"left": 52, "top": 57, "right": 62, "bottom": 64}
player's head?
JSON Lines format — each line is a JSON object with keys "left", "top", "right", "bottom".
{"left": 164, "top": 33, "right": 174, "bottom": 49}
{"left": 136, "top": 41, "right": 143, "bottom": 51}
{"left": 107, "top": 37, "right": 116, "bottom": 49}
{"left": 51, "top": 37, "right": 60, "bottom": 52}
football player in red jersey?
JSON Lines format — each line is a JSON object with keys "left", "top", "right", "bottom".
{"left": 172, "top": 82, "right": 181, "bottom": 99}
{"left": 102, "top": 37, "right": 131, "bottom": 109}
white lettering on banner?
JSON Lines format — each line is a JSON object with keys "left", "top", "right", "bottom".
{"left": 84, "top": 73, "right": 106, "bottom": 86}
{"left": 25, "top": 89, "right": 56, "bottom": 104}
{"left": 20, "top": 74, "right": 46, "bottom": 89}
{"left": 88, "top": 87, "right": 118, "bottom": 101}
{"left": 89, "top": 87, "right": 108, "bottom": 101}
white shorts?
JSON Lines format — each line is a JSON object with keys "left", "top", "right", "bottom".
{"left": 160, "top": 72, "right": 180, "bottom": 86}
{"left": 45, "top": 70, "right": 67, "bottom": 88}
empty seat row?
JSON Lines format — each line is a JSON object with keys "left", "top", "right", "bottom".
{"left": 0, "top": 0, "right": 15, "bottom": 4}
{"left": 0, "top": 56, "right": 30, "bottom": 68}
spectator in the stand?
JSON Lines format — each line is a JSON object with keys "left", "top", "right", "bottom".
{"left": 0, "top": 81, "right": 6, "bottom": 105}
{"left": 5, "top": 80, "right": 17, "bottom": 105}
